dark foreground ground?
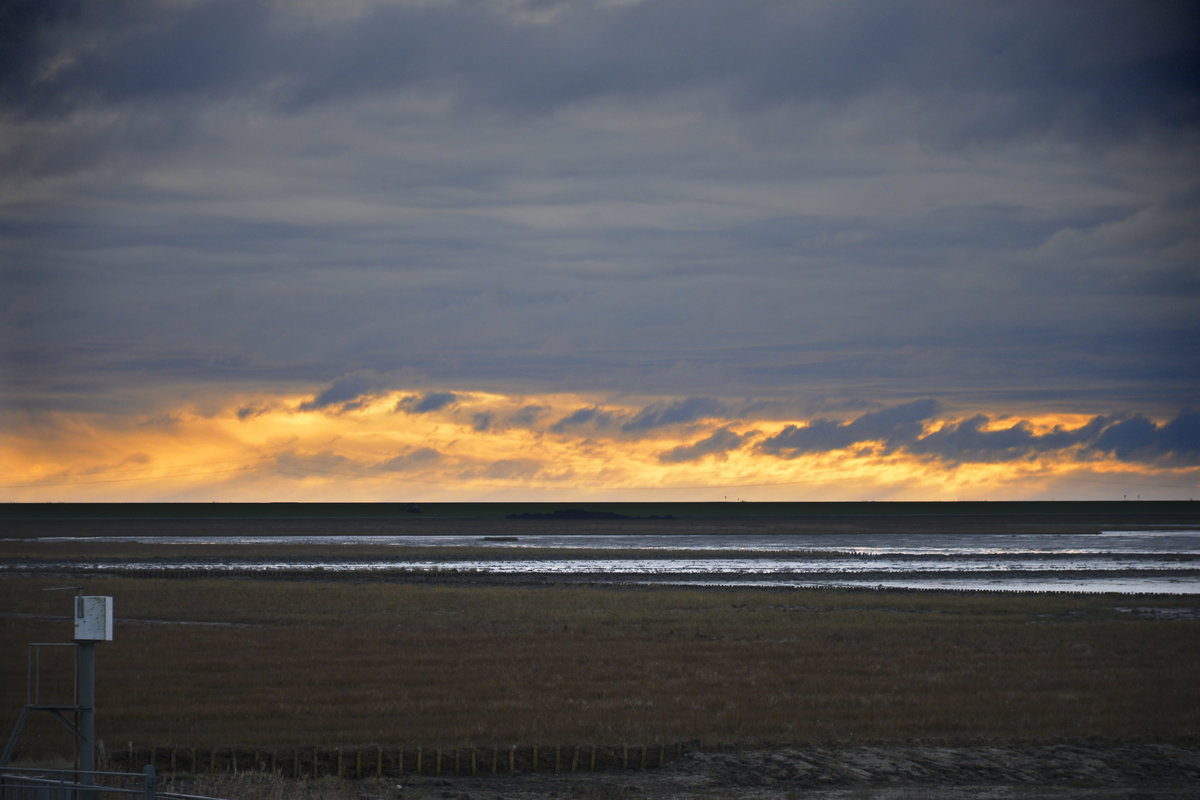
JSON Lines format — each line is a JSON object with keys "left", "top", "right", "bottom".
{"left": 5, "top": 502, "right": 1199, "bottom": 799}
{"left": 161, "top": 743, "right": 1200, "bottom": 799}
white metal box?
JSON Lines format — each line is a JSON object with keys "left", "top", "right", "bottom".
{"left": 74, "top": 595, "right": 113, "bottom": 641}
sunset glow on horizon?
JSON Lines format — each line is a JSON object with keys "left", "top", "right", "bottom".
{"left": 3, "top": 386, "right": 1195, "bottom": 502}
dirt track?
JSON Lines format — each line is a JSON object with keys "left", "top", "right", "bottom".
{"left": 345, "top": 742, "right": 1200, "bottom": 799}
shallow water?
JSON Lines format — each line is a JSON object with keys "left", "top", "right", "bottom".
{"left": 17, "top": 528, "right": 1200, "bottom": 594}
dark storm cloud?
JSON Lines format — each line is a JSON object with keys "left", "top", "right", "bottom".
{"left": 1091, "top": 409, "right": 1200, "bottom": 466}
{"left": 299, "top": 374, "right": 388, "bottom": 412}
{"left": 511, "top": 405, "right": 548, "bottom": 427}
{"left": 0, "top": 0, "right": 82, "bottom": 109}
{"left": 2, "top": 0, "right": 1198, "bottom": 430}
{"left": 474, "top": 404, "right": 548, "bottom": 432}
{"left": 1, "top": 0, "right": 268, "bottom": 118}
{"left": 551, "top": 406, "right": 616, "bottom": 433}
{"left": 659, "top": 427, "right": 750, "bottom": 464}
{"left": 759, "top": 399, "right": 940, "bottom": 456}
{"left": 549, "top": 398, "right": 723, "bottom": 435}
{"left": 758, "top": 403, "right": 1200, "bottom": 467}
{"left": 622, "top": 398, "right": 724, "bottom": 432}
{"left": 236, "top": 403, "right": 269, "bottom": 421}
{"left": 396, "top": 392, "right": 458, "bottom": 415}
{"left": 907, "top": 415, "right": 1109, "bottom": 463}
{"left": 9, "top": 0, "right": 1197, "bottom": 143}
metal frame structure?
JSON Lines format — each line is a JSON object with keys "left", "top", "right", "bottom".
{"left": 0, "top": 642, "right": 89, "bottom": 769}
{"left": 1, "top": 595, "right": 229, "bottom": 800}
{"left": 2, "top": 593, "right": 105, "bottom": 794}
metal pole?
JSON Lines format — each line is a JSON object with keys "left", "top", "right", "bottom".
{"left": 77, "top": 640, "right": 96, "bottom": 794}
{"left": 143, "top": 763, "right": 157, "bottom": 800}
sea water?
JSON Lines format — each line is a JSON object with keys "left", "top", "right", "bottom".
{"left": 17, "top": 528, "right": 1200, "bottom": 594}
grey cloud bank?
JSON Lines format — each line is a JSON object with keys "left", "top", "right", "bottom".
{"left": 659, "top": 428, "right": 751, "bottom": 464}
{"left": 396, "top": 392, "right": 459, "bottom": 415}
{"left": 759, "top": 404, "right": 1200, "bottom": 468}
{"left": 2, "top": 0, "right": 1198, "bottom": 432}
{"left": 266, "top": 397, "right": 1200, "bottom": 483}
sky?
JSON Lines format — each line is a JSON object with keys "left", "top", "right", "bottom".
{"left": 2, "top": 0, "right": 1198, "bottom": 502}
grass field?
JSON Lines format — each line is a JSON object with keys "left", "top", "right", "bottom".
{"left": 3, "top": 572, "right": 1198, "bottom": 766}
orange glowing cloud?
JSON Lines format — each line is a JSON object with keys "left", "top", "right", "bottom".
{"left": 1, "top": 388, "right": 1196, "bottom": 502}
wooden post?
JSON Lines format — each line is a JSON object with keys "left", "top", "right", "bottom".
{"left": 491, "top": 747, "right": 498, "bottom": 774}
{"left": 209, "top": 749, "right": 216, "bottom": 774}
{"left": 313, "top": 747, "right": 318, "bottom": 778}
{"left": 554, "top": 745, "right": 560, "bottom": 773}
{"left": 435, "top": 747, "right": 442, "bottom": 775}
{"left": 416, "top": 746, "right": 422, "bottom": 775}
{"left": 532, "top": 745, "right": 538, "bottom": 772}
{"left": 590, "top": 745, "right": 596, "bottom": 772}
{"left": 337, "top": 747, "right": 343, "bottom": 778}
{"left": 357, "top": 747, "right": 362, "bottom": 779}
{"left": 471, "top": 748, "right": 477, "bottom": 776}
{"left": 571, "top": 745, "right": 579, "bottom": 772}
{"left": 508, "top": 746, "right": 514, "bottom": 773}
{"left": 377, "top": 746, "right": 383, "bottom": 778}
{"left": 293, "top": 749, "right": 299, "bottom": 779}
{"left": 623, "top": 744, "right": 628, "bottom": 769}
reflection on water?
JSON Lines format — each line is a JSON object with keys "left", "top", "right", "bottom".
{"left": 14, "top": 529, "right": 1200, "bottom": 594}
{"left": 34, "top": 529, "right": 1200, "bottom": 553}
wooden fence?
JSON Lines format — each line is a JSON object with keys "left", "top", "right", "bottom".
{"left": 107, "top": 742, "right": 693, "bottom": 779}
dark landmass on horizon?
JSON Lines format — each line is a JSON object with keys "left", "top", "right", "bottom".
{"left": 1, "top": 500, "right": 1196, "bottom": 542}
{"left": 1, "top": 499, "right": 1196, "bottom": 520}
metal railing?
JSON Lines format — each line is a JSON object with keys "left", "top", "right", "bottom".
{"left": 0, "top": 766, "right": 226, "bottom": 800}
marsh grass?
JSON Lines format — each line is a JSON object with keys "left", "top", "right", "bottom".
{"left": 2, "top": 575, "right": 1198, "bottom": 763}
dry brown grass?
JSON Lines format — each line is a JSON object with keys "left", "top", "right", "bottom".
{"left": 2, "top": 574, "right": 1198, "bottom": 763}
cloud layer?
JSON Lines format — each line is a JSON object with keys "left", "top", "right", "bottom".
{"left": 760, "top": 402, "right": 1200, "bottom": 469}
{"left": 2, "top": 0, "right": 1197, "bottom": 499}
{"left": 3, "top": 388, "right": 1195, "bottom": 503}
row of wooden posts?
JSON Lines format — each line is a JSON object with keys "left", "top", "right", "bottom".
{"left": 112, "top": 742, "right": 687, "bottom": 778}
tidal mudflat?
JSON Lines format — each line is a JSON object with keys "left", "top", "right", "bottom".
{"left": 4, "top": 500, "right": 1200, "bottom": 593}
